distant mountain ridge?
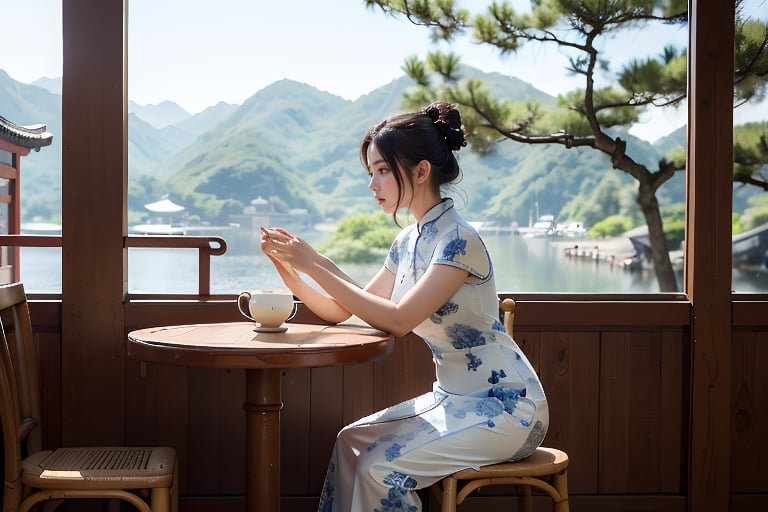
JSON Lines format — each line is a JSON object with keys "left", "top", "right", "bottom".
{"left": 1, "top": 66, "right": 702, "bottom": 229}
{"left": 128, "top": 100, "right": 191, "bottom": 129}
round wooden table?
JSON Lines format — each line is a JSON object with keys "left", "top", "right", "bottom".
{"left": 127, "top": 321, "right": 394, "bottom": 512}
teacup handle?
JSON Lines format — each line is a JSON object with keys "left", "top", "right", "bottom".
{"left": 237, "top": 291, "right": 256, "bottom": 322}
{"left": 287, "top": 300, "right": 298, "bottom": 322}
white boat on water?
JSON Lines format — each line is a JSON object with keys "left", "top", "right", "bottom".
{"left": 518, "top": 215, "right": 587, "bottom": 238}
{"left": 518, "top": 215, "right": 556, "bottom": 238}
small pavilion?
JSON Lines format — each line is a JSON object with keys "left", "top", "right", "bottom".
{"left": 0, "top": 115, "right": 53, "bottom": 283}
{"left": 131, "top": 195, "right": 187, "bottom": 235}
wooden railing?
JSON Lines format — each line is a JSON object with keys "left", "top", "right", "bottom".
{"left": 123, "top": 235, "right": 227, "bottom": 296}
{"left": 0, "top": 234, "right": 228, "bottom": 296}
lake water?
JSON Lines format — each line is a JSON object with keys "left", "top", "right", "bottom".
{"left": 18, "top": 229, "right": 768, "bottom": 294}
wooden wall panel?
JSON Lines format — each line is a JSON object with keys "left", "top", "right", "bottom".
{"left": 599, "top": 332, "right": 632, "bottom": 492}
{"left": 36, "top": 331, "right": 61, "bottom": 450}
{"left": 187, "top": 367, "right": 226, "bottom": 494}
{"left": 342, "top": 361, "right": 376, "bottom": 425}
{"left": 126, "top": 359, "right": 192, "bottom": 493}
{"left": 627, "top": 334, "right": 663, "bottom": 492}
{"left": 731, "top": 331, "right": 768, "bottom": 492}
{"left": 599, "top": 332, "right": 684, "bottom": 494}
{"left": 660, "top": 331, "right": 686, "bottom": 492}
{"left": 220, "top": 368, "right": 246, "bottom": 493}
{"left": 308, "top": 366, "right": 344, "bottom": 491}
{"left": 281, "top": 367, "right": 312, "bottom": 494}
{"left": 538, "top": 331, "right": 600, "bottom": 493}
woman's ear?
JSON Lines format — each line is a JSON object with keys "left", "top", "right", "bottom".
{"left": 414, "top": 160, "right": 431, "bottom": 184}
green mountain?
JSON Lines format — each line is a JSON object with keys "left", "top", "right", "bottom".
{"left": 2, "top": 66, "right": 756, "bottom": 230}
{"left": 159, "top": 71, "right": 680, "bottom": 227}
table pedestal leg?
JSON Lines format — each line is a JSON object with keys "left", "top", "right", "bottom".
{"left": 244, "top": 368, "right": 283, "bottom": 512}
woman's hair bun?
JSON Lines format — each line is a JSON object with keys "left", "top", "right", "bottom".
{"left": 423, "top": 101, "right": 467, "bottom": 151}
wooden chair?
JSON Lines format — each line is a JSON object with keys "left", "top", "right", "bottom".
{"left": 0, "top": 281, "right": 178, "bottom": 512}
{"left": 430, "top": 298, "right": 569, "bottom": 512}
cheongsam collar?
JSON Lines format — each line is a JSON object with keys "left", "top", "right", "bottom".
{"left": 417, "top": 198, "right": 453, "bottom": 234}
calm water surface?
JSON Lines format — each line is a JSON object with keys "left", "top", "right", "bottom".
{"left": 19, "top": 229, "right": 768, "bottom": 294}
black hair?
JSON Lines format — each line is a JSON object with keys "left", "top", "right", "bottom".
{"left": 360, "top": 101, "right": 467, "bottom": 224}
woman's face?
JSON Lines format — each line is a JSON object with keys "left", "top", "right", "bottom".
{"left": 366, "top": 143, "right": 412, "bottom": 214}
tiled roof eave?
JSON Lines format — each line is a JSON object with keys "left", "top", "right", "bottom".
{"left": 0, "top": 115, "right": 54, "bottom": 150}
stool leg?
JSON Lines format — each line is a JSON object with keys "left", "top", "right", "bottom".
{"left": 553, "top": 471, "right": 570, "bottom": 512}
{"left": 150, "top": 487, "right": 170, "bottom": 512}
{"left": 518, "top": 484, "right": 533, "bottom": 512}
{"left": 441, "top": 476, "right": 458, "bottom": 512}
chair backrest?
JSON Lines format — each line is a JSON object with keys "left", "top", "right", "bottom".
{"left": 0, "top": 282, "right": 43, "bottom": 510}
{"left": 501, "top": 298, "right": 516, "bottom": 338}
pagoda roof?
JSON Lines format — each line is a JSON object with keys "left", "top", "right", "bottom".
{"left": 144, "top": 198, "right": 185, "bottom": 213}
{"left": 0, "top": 115, "right": 53, "bottom": 150}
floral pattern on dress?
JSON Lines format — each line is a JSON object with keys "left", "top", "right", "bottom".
{"left": 388, "top": 242, "right": 400, "bottom": 266}
{"left": 382, "top": 471, "right": 418, "bottom": 489}
{"left": 441, "top": 232, "right": 467, "bottom": 261}
{"left": 443, "top": 396, "right": 506, "bottom": 428}
{"left": 465, "top": 352, "right": 482, "bottom": 371}
{"left": 488, "top": 369, "right": 507, "bottom": 384}
{"left": 419, "top": 221, "right": 439, "bottom": 244}
{"left": 445, "top": 323, "right": 486, "bottom": 350}
{"left": 375, "top": 487, "right": 418, "bottom": 512}
{"left": 430, "top": 301, "right": 459, "bottom": 324}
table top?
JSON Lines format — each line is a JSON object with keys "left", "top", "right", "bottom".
{"left": 127, "top": 321, "right": 394, "bottom": 369}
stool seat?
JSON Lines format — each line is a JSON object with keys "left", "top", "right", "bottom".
{"left": 449, "top": 446, "right": 568, "bottom": 479}
{"left": 431, "top": 447, "right": 569, "bottom": 512}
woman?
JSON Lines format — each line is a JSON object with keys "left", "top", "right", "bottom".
{"left": 261, "top": 101, "right": 548, "bottom": 512}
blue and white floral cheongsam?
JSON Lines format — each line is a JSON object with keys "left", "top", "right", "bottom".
{"left": 317, "top": 199, "right": 549, "bottom": 512}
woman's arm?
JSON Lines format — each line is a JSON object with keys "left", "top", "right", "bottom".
{"left": 263, "top": 227, "right": 467, "bottom": 335}
{"left": 263, "top": 252, "right": 351, "bottom": 323}
{"left": 261, "top": 227, "right": 394, "bottom": 324}
{"left": 301, "top": 260, "right": 467, "bottom": 336}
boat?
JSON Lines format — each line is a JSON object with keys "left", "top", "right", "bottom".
{"left": 623, "top": 222, "right": 768, "bottom": 272}
{"left": 517, "top": 215, "right": 557, "bottom": 238}
{"left": 556, "top": 221, "right": 587, "bottom": 237}
{"left": 732, "top": 222, "right": 768, "bottom": 271}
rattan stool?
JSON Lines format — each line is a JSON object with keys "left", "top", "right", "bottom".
{"left": 430, "top": 446, "right": 569, "bottom": 511}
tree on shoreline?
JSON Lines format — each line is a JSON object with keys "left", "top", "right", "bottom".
{"left": 366, "top": 0, "right": 768, "bottom": 292}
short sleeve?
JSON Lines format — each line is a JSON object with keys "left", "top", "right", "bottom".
{"left": 432, "top": 225, "right": 491, "bottom": 279}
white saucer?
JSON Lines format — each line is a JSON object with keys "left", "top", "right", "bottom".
{"left": 253, "top": 325, "right": 288, "bottom": 333}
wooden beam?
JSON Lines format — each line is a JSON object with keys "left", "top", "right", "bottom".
{"left": 686, "top": 1, "right": 734, "bottom": 511}
{"left": 61, "top": 0, "right": 128, "bottom": 445}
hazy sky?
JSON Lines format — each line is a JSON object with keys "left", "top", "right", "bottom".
{"left": 2, "top": 1, "right": 765, "bottom": 142}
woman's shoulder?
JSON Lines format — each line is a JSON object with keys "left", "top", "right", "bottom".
{"left": 432, "top": 220, "right": 491, "bottom": 278}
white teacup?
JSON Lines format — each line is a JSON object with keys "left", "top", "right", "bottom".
{"left": 237, "top": 289, "right": 297, "bottom": 329}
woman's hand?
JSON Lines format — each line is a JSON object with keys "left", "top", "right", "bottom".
{"left": 260, "top": 226, "right": 357, "bottom": 324}
{"left": 260, "top": 226, "right": 319, "bottom": 273}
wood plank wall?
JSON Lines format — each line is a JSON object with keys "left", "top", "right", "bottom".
{"left": 26, "top": 299, "right": 768, "bottom": 512}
